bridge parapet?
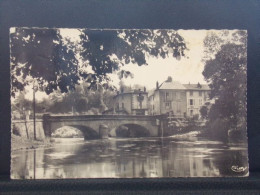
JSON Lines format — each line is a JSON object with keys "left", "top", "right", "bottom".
{"left": 44, "top": 114, "right": 158, "bottom": 121}
{"left": 42, "top": 114, "right": 160, "bottom": 139}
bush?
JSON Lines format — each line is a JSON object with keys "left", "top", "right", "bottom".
{"left": 12, "top": 124, "right": 21, "bottom": 136}
{"left": 206, "top": 118, "right": 229, "bottom": 141}
{"left": 182, "top": 117, "right": 198, "bottom": 132}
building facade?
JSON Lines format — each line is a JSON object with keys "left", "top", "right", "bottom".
{"left": 112, "top": 88, "right": 149, "bottom": 115}
{"left": 148, "top": 78, "right": 210, "bottom": 117}
{"left": 183, "top": 84, "right": 210, "bottom": 117}
{"left": 106, "top": 77, "right": 210, "bottom": 117}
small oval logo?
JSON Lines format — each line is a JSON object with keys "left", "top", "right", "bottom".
{"left": 231, "top": 165, "right": 247, "bottom": 173}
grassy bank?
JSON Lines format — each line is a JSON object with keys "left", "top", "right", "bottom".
{"left": 11, "top": 134, "right": 53, "bottom": 151}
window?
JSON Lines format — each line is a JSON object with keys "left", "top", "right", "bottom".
{"left": 190, "top": 91, "right": 193, "bottom": 96}
{"left": 190, "top": 99, "right": 193, "bottom": 105}
{"left": 122, "top": 103, "right": 124, "bottom": 109}
{"left": 165, "top": 92, "right": 169, "bottom": 100}
{"left": 190, "top": 109, "right": 193, "bottom": 116}
{"left": 177, "top": 102, "right": 181, "bottom": 113}
{"left": 176, "top": 92, "right": 180, "bottom": 100}
{"left": 136, "top": 110, "right": 145, "bottom": 115}
{"left": 199, "top": 91, "right": 202, "bottom": 96}
{"left": 172, "top": 92, "right": 176, "bottom": 100}
{"left": 165, "top": 102, "right": 171, "bottom": 109}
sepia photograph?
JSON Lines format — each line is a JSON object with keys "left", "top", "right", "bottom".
{"left": 10, "top": 28, "right": 248, "bottom": 179}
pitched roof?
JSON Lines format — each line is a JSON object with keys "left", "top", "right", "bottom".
{"left": 183, "top": 84, "right": 210, "bottom": 90}
{"left": 159, "top": 80, "right": 186, "bottom": 90}
{"left": 114, "top": 89, "right": 148, "bottom": 99}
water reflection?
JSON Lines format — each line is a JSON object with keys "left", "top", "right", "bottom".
{"left": 11, "top": 137, "right": 248, "bottom": 179}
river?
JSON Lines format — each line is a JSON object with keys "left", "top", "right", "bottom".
{"left": 11, "top": 136, "right": 249, "bottom": 179}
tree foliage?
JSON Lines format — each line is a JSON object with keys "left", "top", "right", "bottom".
{"left": 10, "top": 28, "right": 79, "bottom": 96}
{"left": 45, "top": 83, "right": 115, "bottom": 114}
{"left": 202, "top": 30, "right": 247, "bottom": 138}
{"left": 199, "top": 103, "right": 210, "bottom": 120}
{"left": 11, "top": 28, "right": 187, "bottom": 96}
{"left": 203, "top": 30, "right": 247, "bottom": 61}
{"left": 11, "top": 92, "right": 32, "bottom": 113}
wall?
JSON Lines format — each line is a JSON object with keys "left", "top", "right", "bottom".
{"left": 148, "top": 95, "right": 154, "bottom": 115}
{"left": 114, "top": 93, "right": 132, "bottom": 114}
{"left": 159, "top": 89, "right": 187, "bottom": 116}
{"left": 186, "top": 90, "right": 210, "bottom": 117}
{"left": 114, "top": 92, "right": 149, "bottom": 115}
{"left": 12, "top": 119, "right": 46, "bottom": 140}
{"left": 153, "top": 90, "right": 160, "bottom": 115}
{"left": 131, "top": 93, "right": 148, "bottom": 110}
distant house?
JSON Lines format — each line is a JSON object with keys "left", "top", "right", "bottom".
{"left": 111, "top": 88, "right": 149, "bottom": 115}
{"left": 149, "top": 77, "right": 187, "bottom": 117}
{"left": 183, "top": 83, "right": 210, "bottom": 117}
{"left": 148, "top": 77, "right": 210, "bottom": 117}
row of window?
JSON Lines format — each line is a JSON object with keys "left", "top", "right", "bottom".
{"left": 190, "top": 91, "right": 203, "bottom": 96}
{"left": 117, "top": 102, "right": 146, "bottom": 110}
{"left": 164, "top": 91, "right": 205, "bottom": 100}
{"left": 165, "top": 92, "right": 185, "bottom": 100}
{"left": 164, "top": 99, "right": 203, "bottom": 108}
{"left": 165, "top": 102, "right": 181, "bottom": 113}
{"left": 188, "top": 91, "right": 204, "bottom": 97}
{"left": 189, "top": 99, "right": 203, "bottom": 106}
{"left": 117, "top": 103, "right": 124, "bottom": 109}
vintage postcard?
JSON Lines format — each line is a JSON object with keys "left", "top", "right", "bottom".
{"left": 10, "top": 28, "right": 248, "bottom": 179}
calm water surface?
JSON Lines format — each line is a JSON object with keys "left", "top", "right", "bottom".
{"left": 11, "top": 136, "right": 249, "bottom": 179}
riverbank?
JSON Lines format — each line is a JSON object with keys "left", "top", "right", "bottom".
{"left": 169, "top": 130, "right": 201, "bottom": 141}
{"left": 11, "top": 134, "right": 53, "bottom": 151}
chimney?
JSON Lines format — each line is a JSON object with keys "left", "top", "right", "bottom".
{"left": 144, "top": 87, "right": 146, "bottom": 92}
{"left": 197, "top": 82, "right": 202, "bottom": 88}
{"left": 166, "top": 76, "right": 172, "bottom": 82}
{"left": 156, "top": 81, "right": 159, "bottom": 89}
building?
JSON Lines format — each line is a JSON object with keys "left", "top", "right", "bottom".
{"left": 183, "top": 83, "right": 210, "bottom": 117}
{"left": 148, "top": 77, "right": 210, "bottom": 117}
{"left": 148, "top": 77, "right": 187, "bottom": 117}
{"left": 110, "top": 88, "right": 149, "bottom": 115}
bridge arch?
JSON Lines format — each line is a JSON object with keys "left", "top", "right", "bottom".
{"left": 115, "top": 123, "right": 150, "bottom": 138}
{"left": 51, "top": 125, "right": 99, "bottom": 140}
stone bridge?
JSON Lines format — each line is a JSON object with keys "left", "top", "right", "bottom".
{"left": 42, "top": 114, "right": 161, "bottom": 139}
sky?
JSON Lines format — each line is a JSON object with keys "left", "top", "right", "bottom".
{"left": 108, "top": 30, "right": 209, "bottom": 89}
{"left": 21, "top": 29, "right": 230, "bottom": 100}
{"left": 59, "top": 29, "right": 209, "bottom": 90}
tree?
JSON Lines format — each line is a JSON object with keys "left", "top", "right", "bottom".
{"left": 203, "top": 30, "right": 247, "bottom": 62}
{"left": 199, "top": 103, "right": 210, "bottom": 120}
{"left": 202, "top": 38, "right": 247, "bottom": 139}
{"left": 44, "top": 82, "right": 116, "bottom": 114}
{"left": 79, "top": 29, "right": 187, "bottom": 89}
{"left": 11, "top": 28, "right": 187, "bottom": 96}
{"left": 11, "top": 91, "right": 32, "bottom": 118}
{"left": 10, "top": 28, "right": 79, "bottom": 96}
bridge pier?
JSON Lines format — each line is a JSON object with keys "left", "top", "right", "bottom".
{"left": 99, "top": 124, "right": 109, "bottom": 139}
{"left": 42, "top": 114, "right": 52, "bottom": 137}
